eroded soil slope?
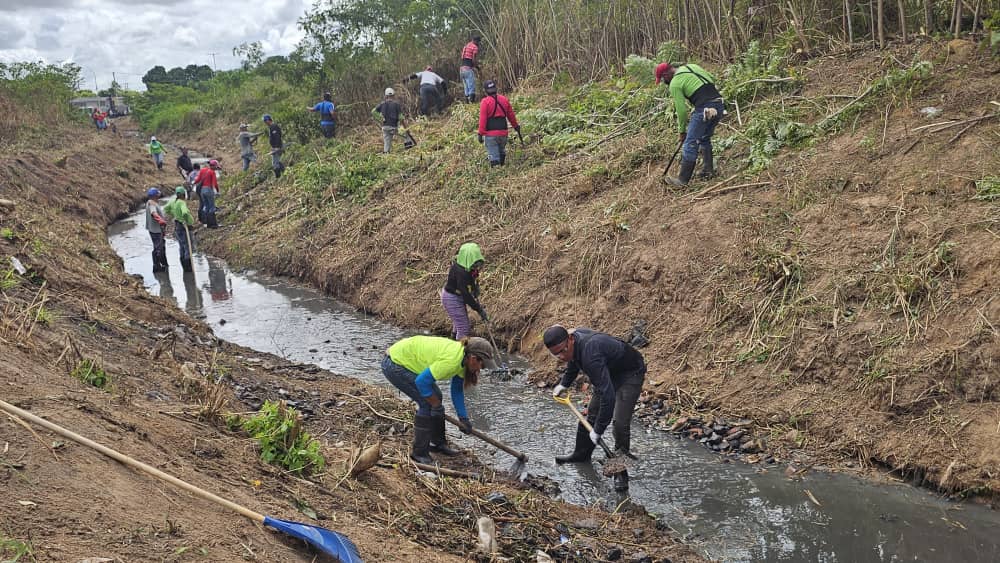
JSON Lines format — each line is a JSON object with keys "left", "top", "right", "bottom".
{"left": 199, "top": 40, "right": 999, "bottom": 495}
{"left": 0, "top": 127, "right": 703, "bottom": 561}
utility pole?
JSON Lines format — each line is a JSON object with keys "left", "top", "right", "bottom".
{"left": 208, "top": 52, "right": 218, "bottom": 72}
{"left": 111, "top": 72, "right": 117, "bottom": 95}
{"left": 93, "top": 71, "right": 99, "bottom": 93}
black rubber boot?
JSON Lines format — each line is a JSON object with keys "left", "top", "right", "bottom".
{"left": 206, "top": 212, "right": 219, "bottom": 229}
{"left": 555, "top": 423, "right": 596, "bottom": 464}
{"left": 410, "top": 415, "right": 434, "bottom": 464}
{"left": 698, "top": 147, "right": 715, "bottom": 179}
{"left": 429, "top": 416, "right": 459, "bottom": 456}
{"left": 499, "top": 152, "right": 506, "bottom": 166}
{"left": 665, "top": 159, "right": 696, "bottom": 187}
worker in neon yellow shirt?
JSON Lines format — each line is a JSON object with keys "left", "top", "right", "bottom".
{"left": 382, "top": 335, "right": 497, "bottom": 464}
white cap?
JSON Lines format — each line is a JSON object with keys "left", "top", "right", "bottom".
{"left": 150, "top": 136, "right": 156, "bottom": 141}
{"left": 385, "top": 87, "right": 395, "bottom": 96}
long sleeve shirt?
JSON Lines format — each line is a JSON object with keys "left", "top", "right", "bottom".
{"left": 387, "top": 336, "right": 470, "bottom": 418}
{"left": 668, "top": 63, "right": 722, "bottom": 132}
{"left": 194, "top": 167, "right": 219, "bottom": 193}
{"left": 443, "top": 260, "right": 484, "bottom": 317}
{"left": 478, "top": 94, "right": 518, "bottom": 136}
{"left": 558, "top": 329, "right": 646, "bottom": 435}
{"left": 163, "top": 197, "right": 195, "bottom": 226}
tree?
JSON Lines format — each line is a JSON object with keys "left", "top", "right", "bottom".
{"left": 233, "top": 41, "right": 264, "bottom": 70}
{"left": 142, "top": 65, "right": 168, "bottom": 87}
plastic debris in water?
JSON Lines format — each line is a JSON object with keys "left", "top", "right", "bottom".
{"left": 9, "top": 256, "right": 26, "bottom": 275}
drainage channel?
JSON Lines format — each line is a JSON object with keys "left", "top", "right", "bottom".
{"left": 110, "top": 207, "right": 1000, "bottom": 562}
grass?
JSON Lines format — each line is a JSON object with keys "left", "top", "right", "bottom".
{"left": 71, "top": 358, "right": 108, "bottom": 389}
{"left": 0, "top": 269, "right": 17, "bottom": 291}
{"left": 0, "top": 535, "right": 34, "bottom": 562}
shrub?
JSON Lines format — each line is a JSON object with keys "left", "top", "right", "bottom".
{"left": 237, "top": 400, "right": 325, "bottom": 475}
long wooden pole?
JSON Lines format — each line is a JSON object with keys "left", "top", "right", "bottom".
{"left": 443, "top": 414, "right": 527, "bottom": 461}
{"left": 0, "top": 400, "right": 264, "bottom": 523}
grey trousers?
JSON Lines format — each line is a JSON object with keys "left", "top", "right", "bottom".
{"left": 382, "top": 126, "right": 398, "bottom": 153}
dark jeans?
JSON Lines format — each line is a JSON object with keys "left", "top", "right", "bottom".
{"left": 381, "top": 355, "right": 444, "bottom": 418}
{"left": 681, "top": 100, "right": 725, "bottom": 163}
{"left": 419, "top": 84, "right": 443, "bottom": 115}
{"left": 320, "top": 123, "right": 336, "bottom": 138}
{"left": 149, "top": 231, "right": 167, "bottom": 269}
{"left": 174, "top": 221, "right": 192, "bottom": 261}
{"left": 200, "top": 187, "right": 216, "bottom": 216}
{"left": 586, "top": 365, "right": 646, "bottom": 454}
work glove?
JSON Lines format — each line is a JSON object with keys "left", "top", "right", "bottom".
{"left": 458, "top": 417, "right": 473, "bottom": 434}
{"left": 589, "top": 430, "right": 602, "bottom": 445}
{"left": 514, "top": 125, "right": 521, "bottom": 134}
{"left": 678, "top": 131, "right": 686, "bottom": 143}
{"left": 551, "top": 384, "right": 567, "bottom": 398}
{"left": 477, "top": 134, "right": 484, "bottom": 144}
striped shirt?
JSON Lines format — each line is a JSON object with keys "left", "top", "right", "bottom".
{"left": 461, "top": 41, "right": 479, "bottom": 68}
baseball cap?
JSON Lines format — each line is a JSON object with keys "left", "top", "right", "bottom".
{"left": 174, "top": 186, "right": 186, "bottom": 196}
{"left": 655, "top": 62, "right": 675, "bottom": 84}
{"left": 385, "top": 87, "right": 395, "bottom": 96}
{"left": 208, "top": 159, "right": 219, "bottom": 167}
{"left": 484, "top": 80, "right": 497, "bottom": 94}
{"left": 466, "top": 337, "right": 498, "bottom": 369}
{"left": 262, "top": 114, "right": 272, "bottom": 122}
{"left": 150, "top": 135, "right": 156, "bottom": 141}
{"left": 146, "top": 187, "right": 161, "bottom": 198}
{"left": 542, "top": 325, "right": 569, "bottom": 348}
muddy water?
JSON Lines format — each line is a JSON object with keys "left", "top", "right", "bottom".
{"left": 110, "top": 208, "right": 1000, "bottom": 562}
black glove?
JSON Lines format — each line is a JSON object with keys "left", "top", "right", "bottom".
{"left": 478, "top": 309, "right": 488, "bottom": 322}
{"left": 477, "top": 134, "right": 484, "bottom": 144}
{"left": 458, "top": 417, "right": 473, "bottom": 434}
{"left": 514, "top": 125, "right": 521, "bottom": 134}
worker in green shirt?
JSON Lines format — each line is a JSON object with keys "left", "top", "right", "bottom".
{"left": 148, "top": 136, "right": 166, "bottom": 170}
{"left": 163, "top": 186, "right": 196, "bottom": 272}
{"left": 381, "top": 335, "right": 497, "bottom": 464}
{"left": 656, "top": 62, "right": 725, "bottom": 186}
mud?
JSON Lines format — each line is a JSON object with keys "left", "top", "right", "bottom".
{"left": 111, "top": 208, "right": 1000, "bottom": 562}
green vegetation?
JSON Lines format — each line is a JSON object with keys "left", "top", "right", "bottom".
{"left": 974, "top": 176, "right": 1000, "bottom": 201}
{"left": 0, "top": 61, "right": 85, "bottom": 145}
{"left": 0, "top": 535, "right": 34, "bottom": 562}
{"left": 1, "top": 228, "right": 14, "bottom": 240}
{"left": 0, "top": 269, "right": 19, "bottom": 291}
{"left": 231, "top": 400, "right": 325, "bottom": 475}
{"left": 71, "top": 358, "right": 108, "bottom": 389}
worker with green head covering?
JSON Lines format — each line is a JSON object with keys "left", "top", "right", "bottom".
{"left": 440, "top": 242, "right": 487, "bottom": 339}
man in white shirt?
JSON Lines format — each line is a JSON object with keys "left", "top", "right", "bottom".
{"left": 405, "top": 66, "right": 447, "bottom": 115}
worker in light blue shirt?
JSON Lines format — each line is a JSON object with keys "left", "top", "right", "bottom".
{"left": 308, "top": 91, "right": 337, "bottom": 138}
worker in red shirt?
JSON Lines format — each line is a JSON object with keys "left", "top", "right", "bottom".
{"left": 194, "top": 159, "right": 222, "bottom": 228}
{"left": 477, "top": 80, "right": 519, "bottom": 166}
{"left": 460, "top": 35, "right": 482, "bottom": 103}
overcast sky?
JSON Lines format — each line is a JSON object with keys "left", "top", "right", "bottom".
{"left": 0, "top": 0, "right": 312, "bottom": 91}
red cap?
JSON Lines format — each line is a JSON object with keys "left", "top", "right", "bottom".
{"left": 655, "top": 63, "right": 674, "bottom": 85}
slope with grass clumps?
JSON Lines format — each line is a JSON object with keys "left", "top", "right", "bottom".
{"left": 0, "top": 119, "right": 704, "bottom": 560}
{"left": 197, "top": 37, "right": 1000, "bottom": 496}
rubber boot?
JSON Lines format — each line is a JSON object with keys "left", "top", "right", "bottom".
{"left": 499, "top": 152, "right": 506, "bottom": 166}
{"left": 698, "top": 147, "right": 715, "bottom": 179}
{"left": 555, "top": 423, "right": 596, "bottom": 464}
{"left": 665, "top": 159, "right": 696, "bottom": 187}
{"left": 429, "top": 416, "right": 459, "bottom": 456}
{"left": 206, "top": 212, "right": 219, "bottom": 229}
{"left": 410, "top": 415, "right": 434, "bottom": 464}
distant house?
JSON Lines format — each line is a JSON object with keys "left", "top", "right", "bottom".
{"left": 70, "top": 96, "right": 130, "bottom": 116}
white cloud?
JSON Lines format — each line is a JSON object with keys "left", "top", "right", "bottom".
{"left": 0, "top": 0, "right": 313, "bottom": 90}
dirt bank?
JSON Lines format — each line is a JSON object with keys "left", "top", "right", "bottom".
{"left": 196, "top": 40, "right": 999, "bottom": 497}
{"left": 0, "top": 124, "right": 704, "bottom": 561}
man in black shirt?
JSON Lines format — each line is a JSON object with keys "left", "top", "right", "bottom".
{"left": 262, "top": 114, "right": 284, "bottom": 178}
{"left": 545, "top": 325, "right": 646, "bottom": 463}
{"left": 176, "top": 147, "right": 193, "bottom": 181}
{"left": 373, "top": 87, "right": 407, "bottom": 153}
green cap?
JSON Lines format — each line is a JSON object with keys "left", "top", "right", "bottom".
{"left": 175, "top": 186, "right": 186, "bottom": 195}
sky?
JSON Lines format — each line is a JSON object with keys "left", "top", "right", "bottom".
{"left": 0, "top": 0, "right": 313, "bottom": 91}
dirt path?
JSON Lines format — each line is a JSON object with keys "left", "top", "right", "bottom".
{"left": 0, "top": 128, "right": 705, "bottom": 561}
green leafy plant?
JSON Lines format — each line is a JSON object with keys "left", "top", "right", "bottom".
{"left": 71, "top": 358, "right": 108, "bottom": 389}
{"left": 239, "top": 400, "right": 325, "bottom": 475}
{"left": 0, "top": 535, "right": 34, "bottom": 562}
{"left": 974, "top": 176, "right": 1000, "bottom": 201}
{"left": 1, "top": 228, "right": 14, "bottom": 240}
{"left": 0, "top": 269, "right": 17, "bottom": 291}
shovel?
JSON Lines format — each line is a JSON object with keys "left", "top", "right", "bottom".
{"left": 661, "top": 138, "right": 684, "bottom": 176}
{"left": 443, "top": 413, "right": 527, "bottom": 477}
{"left": 552, "top": 393, "right": 629, "bottom": 492}
{"left": 484, "top": 321, "right": 510, "bottom": 376}
{"left": 0, "top": 400, "right": 363, "bottom": 562}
